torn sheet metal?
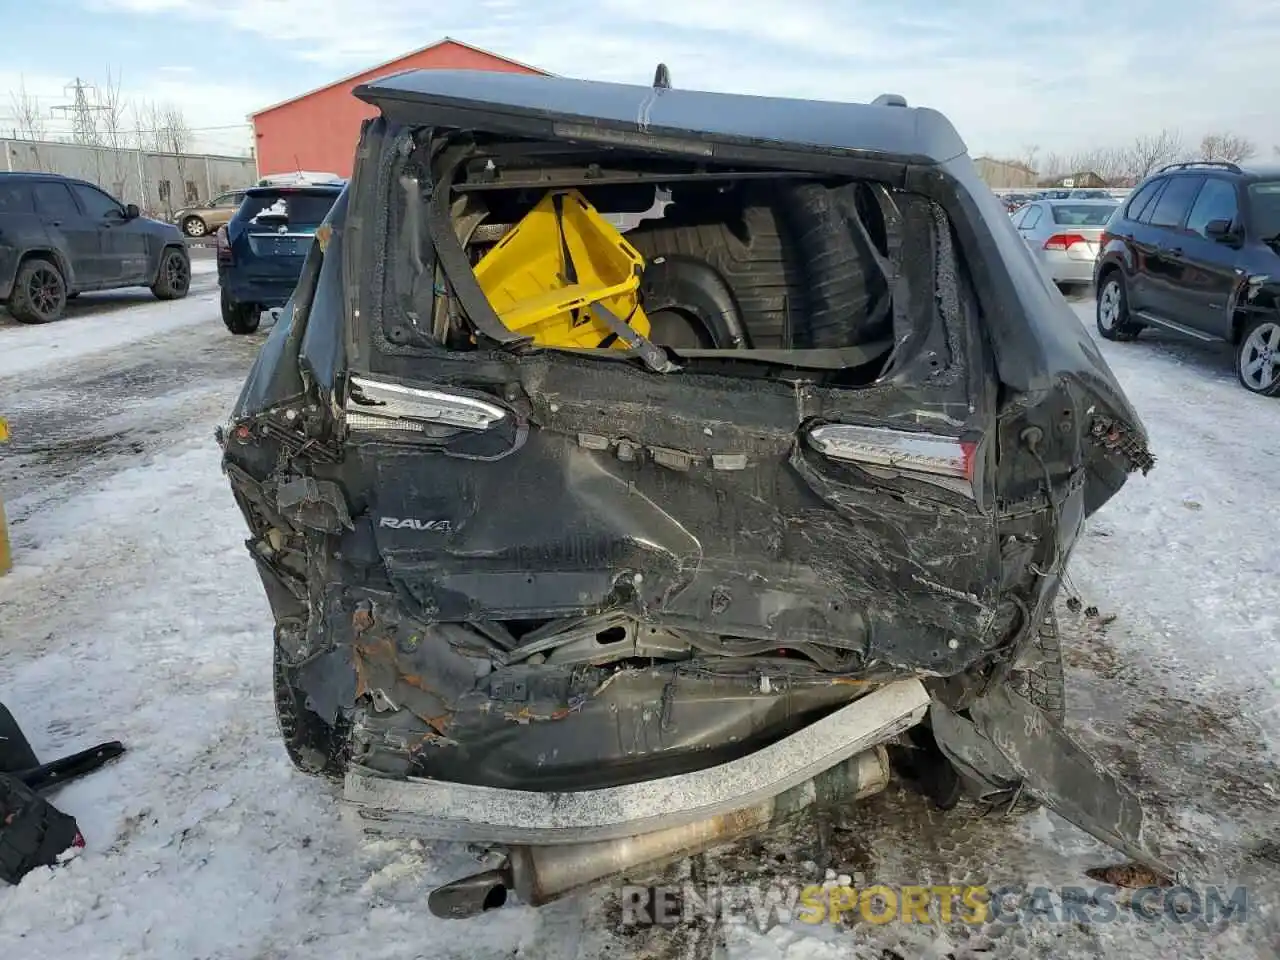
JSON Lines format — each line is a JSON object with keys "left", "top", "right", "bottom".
{"left": 930, "top": 684, "right": 1176, "bottom": 881}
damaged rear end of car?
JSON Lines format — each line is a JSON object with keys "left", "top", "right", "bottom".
{"left": 218, "top": 70, "right": 1169, "bottom": 916}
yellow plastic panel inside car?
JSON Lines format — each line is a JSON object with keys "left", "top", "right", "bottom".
{"left": 473, "top": 189, "right": 651, "bottom": 349}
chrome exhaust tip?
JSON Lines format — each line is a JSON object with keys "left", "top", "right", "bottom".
{"left": 427, "top": 867, "right": 513, "bottom": 919}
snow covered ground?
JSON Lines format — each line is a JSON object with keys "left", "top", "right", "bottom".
{"left": 0, "top": 289, "right": 1276, "bottom": 959}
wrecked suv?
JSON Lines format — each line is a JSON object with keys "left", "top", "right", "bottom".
{"left": 219, "top": 69, "right": 1168, "bottom": 916}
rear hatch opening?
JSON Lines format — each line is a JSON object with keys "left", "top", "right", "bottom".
{"left": 377, "top": 136, "right": 964, "bottom": 386}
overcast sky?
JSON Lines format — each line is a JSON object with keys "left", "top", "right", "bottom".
{"left": 0, "top": 0, "right": 1275, "bottom": 161}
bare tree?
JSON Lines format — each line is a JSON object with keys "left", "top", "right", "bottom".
{"left": 157, "top": 103, "right": 193, "bottom": 205}
{"left": 156, "top": 103, "right": 192, "bottom": 156}
{"left": 1019, "top": 144, "right": 1041, "bottom": 176}
{"left": 1198, "top": 131, "right": 1257, "bottom": 164}
{"left": 1039, "top": 151, "right": 1066, "bottom": 183}
{"left": 1122, "top": 129, "right": 1184, "bottom": 182}
{"left": 133, "top": 100, "right": 194, "bottom": 213}
{"left": 1070, "top": 146, "right": 1128, "bottom": 185}
{"left": 9, "top": 76, "right": 47, "bottom": 140}
{"left": 133, "top": 100, "right": 164, "bottom": 153}
{"left": 95, "top": 69, "right": 129, "bottom": 150}
{"left": 94, "top": 68, "right": 132, "bottom": 197}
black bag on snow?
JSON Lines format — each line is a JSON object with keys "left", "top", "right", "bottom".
{"left": 0, "top": 700, "right": 123, "bottom": 884}
{"left": 0, "top": 772, "right": 84, "bottom": 885}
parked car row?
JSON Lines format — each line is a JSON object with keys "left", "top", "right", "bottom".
{"left": 0, "top": 167, "right": 349, "bottom": 330}
{"left": 994, "top": 187, "right": 1129, "bottom": 214}
{"left": 171, "top": 173, "right": 343, "bottom": 238}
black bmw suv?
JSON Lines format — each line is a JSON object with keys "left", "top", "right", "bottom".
{"left": 1093, "top": 160, "right": 1280, "bottom": 396}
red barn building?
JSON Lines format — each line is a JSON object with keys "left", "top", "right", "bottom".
{"left": 250, "top": 38, "right": 546, "bottom": 179}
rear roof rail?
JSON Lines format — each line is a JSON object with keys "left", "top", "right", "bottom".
{"left": 1155, "top": 160, "right": 1243, "bottom": 175}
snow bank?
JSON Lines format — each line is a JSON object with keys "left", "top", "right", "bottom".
{"left": 1067, "top": 303, "right": 1280, "bottom": 752}
{"left": 0, "top": 432, "right": 538, "bottom": 959}
{"left": 0, "top": 272, "right": 220, "bottom": 380}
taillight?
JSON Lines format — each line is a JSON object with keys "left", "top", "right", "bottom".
{"left": 215, "top": 225, "right": 232, "bottom": 265}
{"left": 1043, "top": 233, "right": 1087, "bottom": 250}
{"left": 345, "top": 376, "right": 508, "bottom": 431}
{"left": 1099, "top": 230, "right": 1112, "bottom": 249}
{"left": 806, "top": 424, "right": 981, "bottom": 498}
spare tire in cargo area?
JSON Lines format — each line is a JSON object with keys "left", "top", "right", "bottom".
{"left": 781, "top": 182, "right": 891, "bottom": 348}
{"left": 627, "top": 182, "right": 890, "bottom": 351}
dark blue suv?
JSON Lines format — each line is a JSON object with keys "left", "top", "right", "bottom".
{"left": 216, "top": 182, "right": 343, "bottom": 334}
{"left": 1094, "top": 160, "right": 1280, "bottom": 396}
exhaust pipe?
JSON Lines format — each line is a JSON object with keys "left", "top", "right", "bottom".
{"left": 427, "top": 747, "right": 890, "bottom": 918}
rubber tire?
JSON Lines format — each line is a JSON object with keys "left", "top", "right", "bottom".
{"left": 151, "top": 247, "right": 191, "bottom": 300}
{"left": 273, "top": 645, "right": 349, "bottom": 781}
{"left": 1096, "top": 272, "right": 1142, "bottom": 342}
{"left": 1234, "top": 316, "right": 1280, "bottom": 397}
{"left": 951, "top": 612, "right": 1066, "bottom": 817}
{"left": 1007, "top": 611, "right": 1067, "bottom": 727}
{"left": 627, "top": 200, "right": 805, "bottom": 348}
{"left": 221, "top": 288, "right": 260, "bottom": 334}
{"left": 7, "top": 257, "right": 67, "bottom": 324}
{"left": 182, "top": 216, "right": 207, "bottom": 237}
{"left": 783, "top": 182, "right": 888, "bottom": 348}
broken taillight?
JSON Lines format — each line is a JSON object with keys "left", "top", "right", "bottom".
{"left": 1043, "top": 233, "right": 1087, "bottom": 250}
{"left": 806, "top": 424, "right": 979, "bottom": 496}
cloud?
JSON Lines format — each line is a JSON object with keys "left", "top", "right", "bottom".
{"left": 48, "top": 0, "right": 1280, "bottom": 156}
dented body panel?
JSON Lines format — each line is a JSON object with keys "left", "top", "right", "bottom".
{"left": 220, "top": 70, "right": 1165, "bottom": 907}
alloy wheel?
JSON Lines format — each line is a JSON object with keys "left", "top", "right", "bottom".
{"left": 27, "top": 266, "right": 65, "bottom": 320}
{"left": 166, "top": 253, "right": 190, "bottom": 293}
{"left": 1239, "top": 321, "right": 1280, "bottom": 393}
{"left": 1098, "top": 281, "right": 1120, "bottom": 331}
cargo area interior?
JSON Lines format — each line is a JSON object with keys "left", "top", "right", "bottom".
{"left": 391, "top": 136, "right": 960, "bottom": 386}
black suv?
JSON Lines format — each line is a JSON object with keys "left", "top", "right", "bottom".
{"left": 220, "top": 70, "right": 1169, "bottom": 913}
{"left": 0, "top": 172, "right": 190, "bottom": 324}
{"left": 1094, "top": 160, "right": 1280, "bottom": 396}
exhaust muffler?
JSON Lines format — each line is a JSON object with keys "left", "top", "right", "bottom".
{"left": 428, "top": 746, "right": 890, "bottom": 918}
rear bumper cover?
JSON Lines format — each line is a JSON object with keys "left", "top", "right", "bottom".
{"left": 344, "top": 675, "right": 1175, "bottom": 882}
{"left": 343, "top": 678, "right": 931, "bottom": 843}
{"left": 218, "top": 269, "right": 298, "bottom": 308}
{"left": 1039, "top": 249, "right": 1098, "bottom": 284}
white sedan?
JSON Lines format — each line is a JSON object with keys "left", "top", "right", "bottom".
{"left": 1011, "top": 198, "right": 1119, "bottom": 286}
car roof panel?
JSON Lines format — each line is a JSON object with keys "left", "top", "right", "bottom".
{"left": 354, "top": 69, "right": 968, "bottom": 165}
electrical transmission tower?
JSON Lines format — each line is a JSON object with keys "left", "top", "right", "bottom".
{"left": 51, "top": 78, "right": 108, "bottom": 145}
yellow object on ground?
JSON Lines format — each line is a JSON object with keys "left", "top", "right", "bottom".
{"left": 0, "top": 417, "right": 10, "bottom": 576}
{"left": 473, "top": 189, "right": 651, "bottom": 349}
